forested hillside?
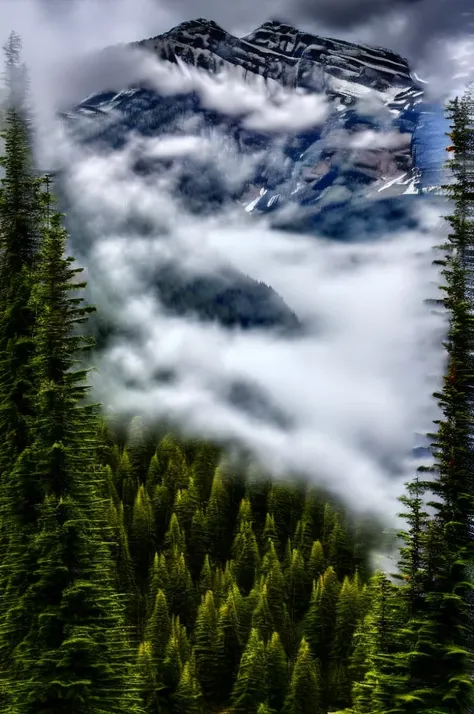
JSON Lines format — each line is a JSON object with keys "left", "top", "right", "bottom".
{"left": 0, "top": 31, "right": 473, "bottom": 714}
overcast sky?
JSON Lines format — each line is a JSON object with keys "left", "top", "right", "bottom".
{"left": 0, "top": 0, "right": 472, "bottom": 106}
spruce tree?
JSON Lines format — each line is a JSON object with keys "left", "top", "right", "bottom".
{"left": 193, "top": 590, "right": 223, "bottom": 706}
{"left": 144, "top": 588, "right": 171, "bottom": 667}
{"left": 230, "top": 627, "right": 268, "bottom": 714}
{"left": 0, "top": 31, "right": 43, "bottom": 514}
{"left": 173, "top": 650, "right": 204, "bottom": 714}
{"left": 350, "top": 572, "right": 405, "bottom": 714}
{"left": 233, "top": 520, "right": 260, "bottom": 595}
{"left": 283, "top": 637, "right": 323, "bottom": 714}
{"left": 400, "top": 91, "right": 474, "bottom": 713}
{"left": 265, "top": 631, "right": 288, "bottom": 712}
{"left": 0, "top": 183, "right": 143, "bottom": 713}
{"left": 329, "top": 575, "right": 363, "bottom": 709}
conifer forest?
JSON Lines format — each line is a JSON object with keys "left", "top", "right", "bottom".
{"left": 0, "top": 28, "right": 474, "bottom": 714}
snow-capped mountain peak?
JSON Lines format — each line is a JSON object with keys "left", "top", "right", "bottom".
{"left": 130, "top": 17, "right": 421, "bottom": 107}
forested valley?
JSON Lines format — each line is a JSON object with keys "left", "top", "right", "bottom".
{"left": 0, "top": 31, "right": 473, "bottom": 714}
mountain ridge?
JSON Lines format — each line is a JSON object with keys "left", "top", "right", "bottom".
{"left": 130, "top": 17, "right": 421, "bottom": 106}
{"left": 57, "top": 18, "right": 448, "bottom": 336}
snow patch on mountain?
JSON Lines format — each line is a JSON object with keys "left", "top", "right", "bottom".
{"left": 60, "top": 17, "right": 454, "bottom": 228}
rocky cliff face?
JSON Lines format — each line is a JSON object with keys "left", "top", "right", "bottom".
{"left": 58, "top": 18, "right": 447, "bottom": 330}
{"left": 132, "top": 18, "right": 416, "bottom": 98}
{"left": 127, "top": 18, "right": 426, "bottom": 207}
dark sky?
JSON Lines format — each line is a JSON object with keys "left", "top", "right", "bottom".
{"left": 44, "top": 0, "right": 474, "bottom": 83}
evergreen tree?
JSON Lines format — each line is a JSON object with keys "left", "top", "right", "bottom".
{"left": 219, "top": 581, "right": 249, "bottom": 695}
{"left": 265, "top": 631, "right": 288, "bottom": 712}
{"left": 137, "top": 640, "right": 165, "bottom": 714}
{"left": 283, "top": 637, "right": 323, "bottom": 714}
{"left": 327, "top": 513, "right": 355, "bottom": 579}
{"left": 251, "top": 583, "right": 274, "bottom": 643}
{"left": 174, "top": 480, "right": 199, "bottom": 536}
{"left": 230, "top": 627, "right": 268, "bottom": 714}
{"left": 144, "top": 588, "right": 171, "bottom": 667}
{"left": 285, "top": 547, "right": 308, "bottom": 621}
{"left": 307, "top": 540, "right": 326, "bottom": 583}
{"left": 146, "top": 453, "right": 163, "bottom": 495}
{"left": 350, "top": 571, "right": 404, "bottom": 714}
{"left": 0, "top": 32, "right": 43, "bottom": 515}
{"left": 193, "top": 590, "right": 223, "bottom": 706}
{"left": 147, "top": 552, "right": 169, "bottom": 619}
{"left": 261, "top": 513, "right": 279, "bottom": 554}
{"left": 205, "top": 466, "right": 232, "bottom": 564}
{"left": 173, "top": 651, "right": 204, "bottom": 714}
{"left": 261, "top": 540, "right": 286, "bottom": 631}
{"left": 162, "top": 627, "right": 184, "bottom": 693}
{"left": 233, "top": 520, "right": 260, "bottom": 595}
{"left": 389, "top": 91, "right": 474, "bottom": 714}
{"left": 0, "top": 185, "right": 143, "bottom": 712}
{"left": 130, "top": 483, "right": 155, "bottom": 587}
{"left": 188, "top": 507, "right": 207, "bottom": 581}
{"left": 329, "top": 575, "right": 363, "bottom": 709}
{"left": 125, "top": 416, "right": 153, "bottom": 483}
{"left": 190, "top": 441, "right": 219, "bottom": 505}
{"left": 166, "top": 548, "right": 195, "bottom": 628}
{"left": 304, "top": 566, "right": 340, "bottom": 704}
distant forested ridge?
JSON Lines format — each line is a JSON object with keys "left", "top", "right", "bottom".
{"left": 0, "top": 31, "right": 473, "bottom": 714}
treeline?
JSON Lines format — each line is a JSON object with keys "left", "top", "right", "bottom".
{"left": 0, "top": 31, "right": 473, "bottom": 714}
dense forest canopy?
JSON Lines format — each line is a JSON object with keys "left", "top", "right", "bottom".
{"left": 0, "top": 30, "right": 473, "bottom": 714}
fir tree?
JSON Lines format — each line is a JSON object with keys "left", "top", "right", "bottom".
{"left": 283, "top": 637, "right": 323, "bottom": 714}
{"left": 230, "top": 627, "right": 268, "bottom": 714}
{"left": 233, "top": 520, "right": 261, "bottom": 595}
{"left": 173, "top": 650, "right": 204, "bottom": 714}
{"left": 0, "top": 184, "right": 143, "bottom": 713}
{"left": 0, "top": 32, "right": 43, "bottom": 514}
{"left": 144, "top": 588, "right": 171, "bottom": 667}
{"left": 193, "top": 590, "right": 223, "bottom": 706}
{"left": 265, "top": 631, "right": 288, "bottom": 712}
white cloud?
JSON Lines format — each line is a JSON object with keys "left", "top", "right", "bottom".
{"left": 184, "top": 68, "right": 331, "bottom": 132}
{"left": 39, "top": 94, "right": 448, "bottom": 522}
{"left": 323, "top": 128, "right": 412, "bottom": 150}
{"left": 0, "top": 0, "right": 459, "bottom": 523}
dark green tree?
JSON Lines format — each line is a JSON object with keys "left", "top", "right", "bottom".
{"left": 0, "top": 189, "right": 143, "bottom": 712}
{"left": 0, "top": 32, "right": 43, "bottom": 515}
{"left": 265, "top": 631, "right": 288, "bottom": 712}
{"left": 230, "top": 627, "right": 268, "bottom": 714}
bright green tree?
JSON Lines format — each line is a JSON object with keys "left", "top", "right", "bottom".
{"left": 283, "top": 637, "right": 323, "bottom": 714}
{"left": 230, "top": 627, "right": 268, "bottom": 714}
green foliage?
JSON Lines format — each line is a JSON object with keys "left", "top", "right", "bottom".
{"left": 230, "top": 627, "right": 268, "bottom": 714}
{"left": 265, "top": 632, "right": 288, "bottom": 711}
{"left": 283, "top": 637, "right": 323, "bottom": 714}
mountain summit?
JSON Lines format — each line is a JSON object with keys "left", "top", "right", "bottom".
{"left": 59, "top": 18, "right": 449, "bottom": 332}
{"left": 131, "top": 17, "right": 419, "bottom": 104}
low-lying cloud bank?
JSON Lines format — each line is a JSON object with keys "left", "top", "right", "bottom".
{"left": 0, "top": 0, "right": 459, "bottom": 521}
{"left": 32, "top": 56, "right": 448, "bottom": 522}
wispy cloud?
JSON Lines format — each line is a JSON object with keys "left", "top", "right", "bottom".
{"left": 34, "top": 56, "right": 448, "bottom": 521}
{"left": 322, "top": 129, "right": 412, "bottom": 151}
{"left": 0, "top": 0, "right": 460, "bottom": 521}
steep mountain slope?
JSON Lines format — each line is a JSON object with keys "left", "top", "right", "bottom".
{"left": 58, "top": 18, "right": 448, "bottom": 331}
{"left": 132, "top": 18, "right": 416, "bottom": 98}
